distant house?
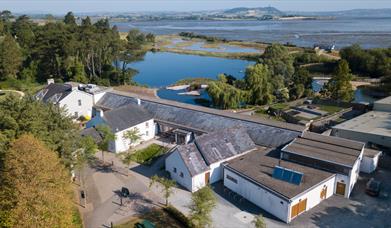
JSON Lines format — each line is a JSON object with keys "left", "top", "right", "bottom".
{"left": 35, "top": 80, "right": 110, "bottom": 119}
{"left": 314, "top": 43, "right": 335, "bottom": 52}
{"left": 86, "top": 104, "right": 155, "bottom": 153}
{"left": 165, "top": 127, "right": 256, "bottom": 192}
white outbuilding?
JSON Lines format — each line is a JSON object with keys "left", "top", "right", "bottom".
{"left": 165, "top": 127, "right": 256, "bottom": 192}
{"left": 360, "top": 148, "right": 382, "bottom": 173}
{"left": 86, "top": 104, "right": 155, "bottom": 153}
{"left": 224, "top": 149, "right": 336, "bottom": 223}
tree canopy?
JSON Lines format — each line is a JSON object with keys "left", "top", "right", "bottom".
{"left": 0, "top": 134, "right": 75, "bottom": 227}
{"left": 322, "top": 60, "right": 354, "bottom": 102}
{"left": 0, "top": 11, "right": 154, "bottom": 86}
{"left": 189, "top": 186, "right": 217, "bottom": 228}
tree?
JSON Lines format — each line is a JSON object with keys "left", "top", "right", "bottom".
{"left": 0, "top": 95, "right": 80, "bottom": 167}
{"left": 123, "top": 127, "right": 142, "bottom": 148}
{"left": 244, "top": 64, "right": 274, "bottom": 105}
{"left": 149, "top": 175, "right": 176, "bottom": 206}
{"left": 95, "top": 125, "right": 115, "bottom": 162}
{"left": 189, "top": 186, "right": 217, "bottom": 228}
{"left": 0, "top": 134, "right": 74, "bottom": 227}
{"left": 64, "top": 12, "right": 76, "bottom": 26}
{"left": 206, "top": 81, "right": 244, "bottom": 109}
{"left": 0, "top": 35, "right": 23, "bottom": 80}
{"left": 322, "top": 60, "right": 354, "bottom": 102}
{"left": 252, "top": 214, "right": 266, "bottom": 228}
{"left": 262, "top": 43, "right": 294, "bottom": 81}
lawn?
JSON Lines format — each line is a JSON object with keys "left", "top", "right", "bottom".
{"left": 115, "top": 208, "right": 183, "bottom": 228}
{"left": 128, "top": 144, "right": 168, "bottom": 166}
{"left": 317, "top": 105, "right": 343, "bottom": 114}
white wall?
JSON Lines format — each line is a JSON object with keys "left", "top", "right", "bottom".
{"left": 192, "top": 173, "right": 207, "bottom": 192}
{"left": 374, "top": 102, "right": 391, "bottom": 112}
{"left": 59, "top": 90, "right": 93, "bottom": 118}
{"left": 334, "top": 173, "right": 350, "bottom": 198}
{"left": 165, "top": 150, "right": 194, "bottom": 191}
{"left": 93, "top": 91, "right": 107, "bottom": 104}
{"left": 224, "top": 168, "right": 290, "bottom": 223}
{"left": 347, "top": 156, "right": 361, "bottom": 197}
{"left": 332, "top": 128, "right": 391, "bottom": 149}
{"left": 360, "top": 151, "right": 381, "bottom": 174}
{"left": 289, "top": 176, "right": 335, "bottom": 222}
{"left": 113, "top": 119, "right": 155, "bottom": 153}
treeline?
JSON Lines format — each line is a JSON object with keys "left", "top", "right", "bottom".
{"left": 0, "top": 11, "right": 155, "bottom": 86}
{"left": 206, "top": 44, "right": 356, "bottom": 109}
{"left": 179, "top": 32, "right": 228, "bottom": 43}
{"left": 340, "top": 44, "right": 391, "bottom": 78}
{"left": 206, "top": 44, "right": 314, "bottom": 109}
{"left": 0, "top": 95, "right": 96, "bottom": 227}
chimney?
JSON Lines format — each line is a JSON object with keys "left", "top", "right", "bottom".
{"left": 136, "top": 98, "right": 141, "bottom": 106}
{"left": 47, "top": 79, "right": 54, "bottom": 85}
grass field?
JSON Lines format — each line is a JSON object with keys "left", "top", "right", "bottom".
{"left": 317, "top": 105, "right": 343, "bottom": 114}
{"left": 128, "top": 144, "right": 169, "bottom": 166}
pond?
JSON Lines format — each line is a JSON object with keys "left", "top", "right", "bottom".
{"left": 130, "top": 52, "right": 253, "bottom": 105}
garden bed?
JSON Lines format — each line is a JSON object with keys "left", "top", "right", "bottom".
{"left": 129, "top": 144, "right": 169, "bottom": 166}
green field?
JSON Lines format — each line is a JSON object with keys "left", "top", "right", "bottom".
{"left": 115, "top": 208, "right": 184, "bottom": 228}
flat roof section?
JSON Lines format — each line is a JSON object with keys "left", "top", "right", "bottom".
{"left": 374, "top": 96, "right": 391, "bottom": 105}
{"left": 283, "top": 134, "right": 363, "bottom": 167}
{"left": 332, "top": 111, "right": 391, "bottom": 137}
{"left": 226, "top": 149, "right": 335, "bottom": 200}
{"left": 302, "top": 131, "right": 364, "bottom": 151}
{"left": 363, "top": 148, "right": 382, "bottom": 158}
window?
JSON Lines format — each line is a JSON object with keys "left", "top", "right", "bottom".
{"left": 146, "top": 131, "right": 149, "bottom": 136}
{"left": 74, "top": 112, "right": 78, "bottom": 117}
{"left": 145, "top": 122, "right": 149, "bottom": 128}
{"left": 78, "top": 99, "right": 82, "bottom": 106}
{"left": 180, "top": 172, "right": 184, "bottom": 178}
{"left": 173, "top": 167, "right": 177, "bottom": 173}
{"left": 226, "top": 175, "right": 238, "bottom": 184}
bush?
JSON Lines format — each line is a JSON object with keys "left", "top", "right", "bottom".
{"left": 129, "top": 144, "right": 168, "bottom": 165}
{"left": 164, "top": 205, "right": 193, "bottom": 228}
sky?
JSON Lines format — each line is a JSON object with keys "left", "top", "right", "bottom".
{"left": 1, "top": 0, "right": 390, "bottom": 14}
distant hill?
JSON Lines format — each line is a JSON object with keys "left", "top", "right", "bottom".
{"left": 288, "top": 8, "right": 391, "bottom": 18}
{"left": 222, "top": 7, "right": 285, "bottom": 17}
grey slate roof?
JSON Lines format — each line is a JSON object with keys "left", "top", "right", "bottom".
{"left": 283, "top": 132, "right": 364, "bottom": 167}
{"left": 195, "top": 127, "right": 256, "bottom": 165}
{"left": 227, "top": 148, "right": 335, "bottom": 200}
{"left": 176, "top": 144, "right": 210, "bottom": 177}
{"left": 175, "top": 127, "right": 256, "bottom": 176}
{"left": 363, "top": 148, "right": 382, "bottom": 158}
{"left": 36, "top": 83, "right": 72, "bottom": 103}
{"left": 96, "top": 91, "right": 302, "bottom": 147}
{"left": 102, "top": 104, "right": 153, "bottom": 132}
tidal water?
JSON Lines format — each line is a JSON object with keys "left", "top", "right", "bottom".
{"left": 113, "top": 18, "right": 391, "bottom": 49}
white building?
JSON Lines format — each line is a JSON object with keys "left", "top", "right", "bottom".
{"left": 165, "top": 127, "right": 256, "bottom": 192}
{"left": 86, "top": 104, "right": 155, "bottom": 153}
{"left": 360, "top": 148, "right": 382, "bottom": 173}
{"left": 331, "top": 95, "right": 391, "bottom": 149}
{"left": 35, "top": 81, "right": 110, "bottom": 119}
{"left": 224, "top": 149, "right": 336, "bottom": 223}
{"left": 223, "top": 132, "right": 365, "bottom": 223}
{"left": 331, "top": 111, "right": 391, "bottom": 149}
{"left": 281, "top": 132, "right": 364, "bottom": 198}
{"left": 373, "top": 96, "right": 391, "bottom": 112}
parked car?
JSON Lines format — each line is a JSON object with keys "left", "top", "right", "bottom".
{"left": 366, "top": 178, "right": 381, "bottom": 197}
{"left": 121, "top": 187, "right": 130, "bottom": 197}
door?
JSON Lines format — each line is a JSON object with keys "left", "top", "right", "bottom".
{"left": 291, "top": 198, "right": 307, "bottom": 219}
{"left": 205, "top": 172, "right": 210, "bottom": 185}
{"left": 320, "top": 186, "right": 327, "bottom": 200}
{"left": 336, "top": 182, "right": 346, "bottom": 196}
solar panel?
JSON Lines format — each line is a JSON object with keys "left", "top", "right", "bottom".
{"left": 273, "top": 166, "right": 303, "bottom": 185}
